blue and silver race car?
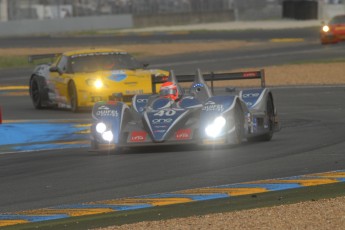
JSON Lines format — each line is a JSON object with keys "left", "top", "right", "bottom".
{"left": 90, "top": 69, "right": 280, "bottom": 151}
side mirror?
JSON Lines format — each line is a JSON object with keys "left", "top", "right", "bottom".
{"left": 49, "top": 66, "right": 63, "bottom": 75}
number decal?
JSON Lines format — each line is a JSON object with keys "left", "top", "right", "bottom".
{"left": 154, "top": 110, "right": 176, "bottom": 116}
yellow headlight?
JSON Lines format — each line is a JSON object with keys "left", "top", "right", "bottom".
{"left": 94, "top": 79, "right": 103, "bottom": 89}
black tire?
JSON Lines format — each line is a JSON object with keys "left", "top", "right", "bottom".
{"left": 68, "top": 81, "right": 79, "bottom": 112}
{"left": 30, "top": 76, "right": 44, "bottom": 109}
{"left": 248, "top": 95, "right": 274, "bottom": 142}
{"left": 229, "top": 103, "right": 244, "bottom": 145}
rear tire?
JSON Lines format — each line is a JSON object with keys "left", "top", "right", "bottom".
{"left": 69, "top": 81, "right": 79, "bottom": 113}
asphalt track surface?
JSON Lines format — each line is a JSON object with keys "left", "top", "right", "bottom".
{"left": 0, "top": 30, "right": 345, "bottom": 214}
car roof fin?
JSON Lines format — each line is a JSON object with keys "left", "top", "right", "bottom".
{"left": 168, "top": 70, "right": 179, "bottom": 84}
{"left": 192, "top": 69, "right": 212, "bottom": 98}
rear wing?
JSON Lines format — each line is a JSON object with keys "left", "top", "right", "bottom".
{"left": 28, "top": 53, "right": 61, "bottom": 63}
{"left": 152, "top": 69, "right": 266, "bottom": 93}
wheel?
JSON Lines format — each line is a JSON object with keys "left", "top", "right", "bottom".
{"left": 248, "top": 95, "right": 274, "bottom": 142}
{"left": 68, "top": 81, "right": 79, "bottom": 112}
{"left": 30, "top": 76, "right": 44, "bottom": 109}
{"left": 228, "top": 103, "right": 244, "bottom": 145}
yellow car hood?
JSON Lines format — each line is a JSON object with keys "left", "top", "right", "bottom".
{"left": 74, "top": 69, "right": 168, "bottom": 95}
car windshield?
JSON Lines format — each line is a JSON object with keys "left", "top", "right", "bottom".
{"left": 70, "top": 52, "right": 142, "bottom": 73}
{"left": 329, "top": 15, "right": 345, "bottom": 25}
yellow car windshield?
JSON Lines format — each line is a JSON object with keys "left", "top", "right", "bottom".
{"left": 70, "top": 52, "right": 142, "bottom": 73}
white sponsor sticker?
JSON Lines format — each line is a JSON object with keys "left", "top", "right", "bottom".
{"left": 96, "top": 109, "right": 119, "bottom": 117}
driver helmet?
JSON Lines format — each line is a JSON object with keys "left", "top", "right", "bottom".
{"left": 159, "top": 81, "right": 179, "bottom": 101}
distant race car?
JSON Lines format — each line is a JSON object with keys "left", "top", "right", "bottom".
{"left": 28, "top": 48, "right": 168, "bottom": 112}
{"left": 320, "top": 14, "right": 345, "bottom": 45}
{"left": 90, "top": 69, "right": 280, "bottom": 152}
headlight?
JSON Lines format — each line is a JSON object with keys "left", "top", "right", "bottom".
{"left": 94, "top": 79, "right": 103, "bottom": 89}
{"left": 86, "top": 79, "right": 103, "bottom": 89}
{"left": 96, "top": 122, "right": 107, "bottom": 133}
{"left": 205, "top": 116, "right": 227, "bottom": 138}
{"left": 102, "top": 131, "right": 113, "bottom": 142}
{"left": 322, "top": 25, "right": 330, "bottom": 33}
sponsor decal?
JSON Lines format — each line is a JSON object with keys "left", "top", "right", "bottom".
{"left": 154, "top": 125, "right": 168, "bottom": 128}
{"left": 242, "top": 93, "right": 260, "bottom": 98}
{"left": 130, "top": 131, "right": 147, "bottom": 142}
{"left": 152, "top": 118, "right": 173, "bottom": 124}
{"left": 154, "top": 130, "right": 166, "bottom": 133}
{"left": 243, "top": 72, "right": 258, "bottom": 78}
{"left": 71, "top": 52, "right": 127, "bottom": 58}
{"left": 136, "top": 98, "right": 148, "bottom": 103}
{"left": 108, "top": 70, "right": 127, "bottom": 82}
{"left": 202, "top": 103, "right": 224, "bottom": 112}
{"left": 96, "top": 106, "right": 119, "bottom": 117}
{"left": 175, "top": 129, "right": 192, "bottom": 140}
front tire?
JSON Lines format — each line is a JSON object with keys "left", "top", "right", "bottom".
{"left": 68, "top": 81, "right": 79, "bottom": 112}
{"left": 30, "top": 76, "right": 44, "bottom": 109}
{"left": 228, "top": 103, "right": 244, "bottom": 145}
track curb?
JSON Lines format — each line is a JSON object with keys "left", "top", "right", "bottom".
{"left": 1, "top": 169, "right": 344, "bottom": 228}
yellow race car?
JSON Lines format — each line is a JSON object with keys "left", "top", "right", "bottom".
{"left": 28, "top": 48, "right": 169, "bottom": 112}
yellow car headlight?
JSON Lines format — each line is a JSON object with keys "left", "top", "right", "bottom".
{"left": 94, "top": 79, "right": 103, "bottom": 89}
{"left": 86, "top": 79, "right": 104, "bottom": 89}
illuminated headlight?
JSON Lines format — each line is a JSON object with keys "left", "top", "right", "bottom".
{"left": 94, "top": 79, "right": 103, "bottom": 89}
{"left": 86, "top": 79, "right": 103, "bottom": 89}
{"left": 322, "top": 25, "right": 330, "bottom": 33}
{"left": 205, "top": 116, "right": 227, "bottom": 138}
{"left": 102, "top": 131, "right": 113, "bottom": 142}
{"left": 96, "top": 122, "right": 107, "bottom": 133}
